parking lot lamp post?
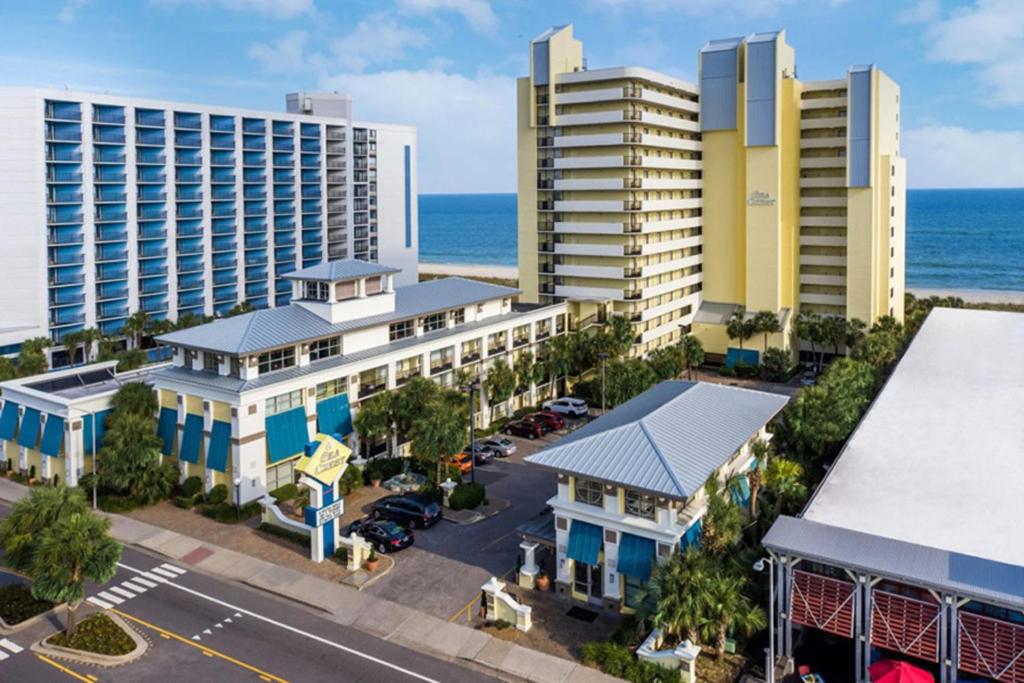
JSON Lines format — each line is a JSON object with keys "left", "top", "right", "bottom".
{"left": 234, "top": 477, "right": 242, "bottom": 522}
{"left": 466, "top": 379, "right": 481, "bottom": 484}
{"left": 754, "top": 556, "right": 776, "bottom": 683}
{"left": 598, "top": 352, "right": 608, "bottom": 413}
{"left": 90, "top": 409, "right": 97, "bottom": 510}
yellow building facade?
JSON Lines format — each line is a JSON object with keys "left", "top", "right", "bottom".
{"left": 519, "top": 27, "right": 906, "bottom": 362}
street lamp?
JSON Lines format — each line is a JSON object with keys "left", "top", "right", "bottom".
{"left": 754, "top": 556, "right": 776, "bottom": 683}
{"left": 598, "top": 352, "right": 608, "bottom": 413}
{"left": 233, "top": 477, "right": 242, "bottom": 522}
{"left": 465, "top": 378, "right": 481, "bottom": 484}
{"left": 90, "top": 409, "right": 98, "bottom": 510}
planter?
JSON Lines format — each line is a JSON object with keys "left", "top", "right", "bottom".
{"left": 371, "top": 479, "right": 381, "bottom": 488}
{"left": 636, "top": 629, "right": 700, "bottom": 682}
{"left": 365, "top": 558, "right": 380, "bottom": 572}
{"left": 31, "top": 612, "right": 148, "bottom": 667}
{"left": 535, "top": 575, "right": 550, "bottom": 591}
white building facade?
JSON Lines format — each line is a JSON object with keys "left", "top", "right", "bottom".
{"left": 0, "top": 87, "right": 418, "bottom": 364}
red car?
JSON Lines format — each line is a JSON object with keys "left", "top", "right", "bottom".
{"left": 503, "top": 417, "right": 547, "bottom": 439}
{"left": 530, "top": 411, "right": 566, "bottom": 431}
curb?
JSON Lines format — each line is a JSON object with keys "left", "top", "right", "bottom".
{"left": 0, "top": 602, "right": 67, "bottom": 636}
{"left": 30, "top": 611, "right": 149, "bottom": 667}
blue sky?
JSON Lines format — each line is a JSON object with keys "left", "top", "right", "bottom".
{"left": 3, "top": 0, "right": 1023, "bottom": 192}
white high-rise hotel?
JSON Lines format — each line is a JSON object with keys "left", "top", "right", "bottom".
{"left": 0, "top": 89, "right": 418, "bottom": 365}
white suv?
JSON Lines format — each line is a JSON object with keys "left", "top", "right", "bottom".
{"left": 542, "top": 397, "right": 589, "bottom": 418}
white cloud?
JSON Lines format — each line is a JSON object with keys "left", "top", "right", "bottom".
{"left": 396, "top": 0, "right": 498, "bottom": 33}
{"left": 320, "top": 68, "right": 515, "bottom": 193}
{"left": 920, "top": 0, "right": 1024, "bottom": 105}
{"left": 903, "top": 126, "right": 1024, "bottom": 188}
{"left": 329, "top": 16, "right": 429, "bottom": 72}
{"left": 59, "top": 0, "right": 89, "bottom": 23}
{"left": 589, "top": 0, "right": 801, "bottom": 17}
{"left": 150, "top": 0, "right": 315, "bottom": 19}
{"left": 897, "top": 0, "right": 939, "bottom": 24}
{"left": 247, "top": 30, "right": 315, "bottom": 73}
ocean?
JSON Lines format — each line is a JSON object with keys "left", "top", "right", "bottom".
{"left": 418, "top": 189, "right": 1024, "bottom": 292}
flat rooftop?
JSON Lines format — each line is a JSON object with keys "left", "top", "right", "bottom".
{"left": 3, "top": 361, "right": 163, "bottom": 403}
{"left": 801, "top": 307, "right": 1024, "bottom": 568}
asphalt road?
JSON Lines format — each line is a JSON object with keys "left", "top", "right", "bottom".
{"left": 1, "top": 535, "right": 500, "bottom": 682}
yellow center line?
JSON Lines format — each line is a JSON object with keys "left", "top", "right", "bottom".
{"left": 34, "top": 654, "right": 94, "bottom": 683}
{"left": 109, "top": 608, "right": 288, "bottom": 683}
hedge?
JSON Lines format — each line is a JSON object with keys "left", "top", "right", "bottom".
{"left": 198, "top": 500, "right": 261, "bottom": 523}
{"left": 206, "top": 483, "right": 229, "bottom": 505}
{"left": 180, "top": 476, "right": 203, "bottom": 498}
{"left": 579, "top": 642, "right": 677, "bottom": 682}
{"left": 270, "top": 483, "right": 300, "bottom": 503}
{"left": 448, "top": 482, "right": 485, "bottom": 510}
{"left": 257, "top": 522, "right": 310, "bottom": 548}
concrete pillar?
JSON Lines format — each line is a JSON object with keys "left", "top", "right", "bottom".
{"left": 603, "top": 530, "right": 621, "bottom": 604}
{"left": 64, "top": 421, "right": 79, "bottom": 488}
{"left": 518, "top": 541, "right": 540, "bottom": 589}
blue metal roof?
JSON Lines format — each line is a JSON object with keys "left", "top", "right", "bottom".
{"left": 525, "top": 381, "right": 788, "bottom": 499}
{"left": 283, "top": 259, "right": 400, "bottom": 282}
{"left": 156, "top": 277, "right": 521, "bottom": 355}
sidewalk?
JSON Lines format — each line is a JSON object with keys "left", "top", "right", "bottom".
{"left": 0, "top": 479, "right": 618, "bottom": 683}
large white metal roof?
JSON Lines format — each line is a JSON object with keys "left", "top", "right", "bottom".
{"left": 802, "top": 308, "right": 1024, "bottom": 568}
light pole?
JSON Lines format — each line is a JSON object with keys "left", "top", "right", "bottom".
{"left": 465, "top": 378, "right": 481, "bottom": 484}
{"left": 234, "top": 477, "right": 242, "bottom": 522}
{"left": 754, "top": 556, "right": 776, "bottom": 683}
{"left": 90, "top": 409, "right": 98, "bottom": 510}
{"left": 598, "top": 352, "right": 608, "bottom": 413}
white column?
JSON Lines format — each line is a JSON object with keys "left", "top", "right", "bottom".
{"left": 65, "top": 422, "right": 80, "bottom": 488}
{"left": 203, "top": 402, "right": 214, "bottom": 492}
{"left": 603, "top": 531, "right": 621, "bottom": 601}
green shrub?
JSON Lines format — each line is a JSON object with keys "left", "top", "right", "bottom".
{"left": 270, "top": 483, "right": 300, "bottom": 503}
{"left": 718, "top": 366, "right": 736, "bottom": 378}
{"left": 734, "top": 362, "right": 759, "bottom": 379}
{"left": 97, "top": 494, "right": 141, "bottom": 513}
{"left": 448, "top": 482, "right": 485, "bottom": 510}
{"left": 48, "top": 614, "right": 136, "bottom": 656}
{"left": 173, "top": 494, "right": 201, "bottom": 509}
{"left": 0, "top": 584, "right": 55, "bottom": 625}
{"left": 333, "top": 546, "right": 348, "bottom": 562}
{"left": 611, "top": 614, "right": 648, "bottom": 648}
{"left": 419, "top": 480, "right": 444, "bottom": 503}
{"left": 206, "top": 483, "right": 229, "bottom": 505}
{"left": 512, "top": 405, "right": 538, "bottom": 419}
{"left": 180, "top": 476, "right": 203, "bottom": 498}
{"left": 363, "top": 457, "right": 405, "bottom": 484}
{"left": 257, "top": 522, "right": 310, "bottom": 547}
{"left": 580, "top": 642, "right": 676, "bottom": 682}
{"left": 760, "top": 347, "right": 795, "bottom": 383}
{"left": 337, "top": 465, "right": 363, "bottom": 496}
{"left": 493, "top": 618, "right": 512, "bottom": 630}
{"left": 199, "top": 501, "right": 260, "bottom": 523}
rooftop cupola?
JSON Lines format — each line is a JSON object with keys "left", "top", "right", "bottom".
{"left": 285, "top": 260, "right": 400, "bottom": 323}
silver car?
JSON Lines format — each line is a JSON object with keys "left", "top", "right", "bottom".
{"left": 478, "top": 436, "right": 516, "bottom": 457}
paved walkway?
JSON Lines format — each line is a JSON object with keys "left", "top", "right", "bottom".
{"left": 0, "top": 479, "right": 618, "bottom": 683}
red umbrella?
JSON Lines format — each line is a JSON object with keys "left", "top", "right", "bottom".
{"left": 868, "top": 660, "right": 935, "bottom": 683}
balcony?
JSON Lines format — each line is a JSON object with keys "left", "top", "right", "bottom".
{"left": 138, "top": 208, "right": 168, "bottom": 221}
{"left": 47, "top": 211, "right": 84, "bottom": 226}
{"left": 48, "top": 228, "right": 84, "bottom": 245}
{"left": 50, "top": 290, "right": 86, "bottom": 307}
{"left": 93, "top": 128, "right": 126, "bottom": 144}
{"left": 177, "top": 225, "right": 204, "bottom": 239}
{"left": 140, "top": 297, "right": 168, "bottom": 313}
{"left": 49, "top": 270, "right": 85, "bottom": 286}
{"left": 47, "top": 169, "right": 83, "bottom": 183}
{"left": 94, "top": 148, "right": 126, "bottom": 163}
{"left": 95, "top": 225, "right": 127, "bottom": 242}
{"left": 244, "top": 188, "right": 267, "bottom": 200}
{"left": 139, "top": 262, "right": 168, "bottom": 276}
{"left": 137, "top": 170, "right": 167, "bottom": 184}
{"left": 139, "top": 225, "right": 167, "bottom": 239}
{"left": 137, "top": 151, "right": 166, "bottom": 165}
{"left": 135, "top": 110, "right": 165, "bottom": 127}
{"left": 50, "top": 310, "right": 86, "bottom": 326}
{"left": 96, "top": 249, "right": 128, "bottom": 263}
{"left": 46, "top": 148, "right": 83, "bottom": 162}
{"left": 95, "top": 190, "right": 127, "bottom": 203}
{"left": 175, "top": 131, "right": 202, "bottom": 148}
{"left": 45, "top": 124, "right": 81, "bottom": 143}
{"left": 177, "top": 207, "right": 204, "bottom": 219}
{"left": 48, "top": 191, "right": 84, "bottom": 204}
{"left": 243, "top": 119, "right": 266, "bottom": 135}
{"left": 174, "top": 113, "right": 202, "bottom": 130}
{"left": 359, "top": 381, "right": 387, "bottom": 399}
{"left": 139, "top": 279, "right": 168, "bottom": 294}
{"left": 243, "top": 136, "right": 266, "bottom": 151}
{"left": 45, "top": 103, "right": 81, "bottom": 121}
{"left": 138, "top": 245, "right": 168, "bottom": 258}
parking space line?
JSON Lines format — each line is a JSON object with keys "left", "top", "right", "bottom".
{"left": 35, "top": 654, "right": 93, "bottom": 683}
{"left": 109, "top": 608, "right": 289, "bottom": 683}
{"left": 448, "top": 595, "right": 478, "bottom": 623}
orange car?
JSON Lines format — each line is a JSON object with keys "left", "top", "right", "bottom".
{"left": 450, "top": 451, "right": 473, "bottom": 474}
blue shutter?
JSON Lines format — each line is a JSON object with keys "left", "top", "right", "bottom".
{"left": 0, "top": 401, "right": 19, "bottom": 441}
{"left": 618, "top": 533, "right": 656, "bottom": 582}
{"left": 265, "top": 407, "right": 309, "bottom": 464}
{"left": 206, "top": 420, "right": 231, "bottom": 472}
{"left": 17, "top": 408, "right": 41, "bottom": 449}
{"left": 680, "top": 518, "right": 703, "bottom": 551}
{"left": 316, "top": 394, "right": 352, "bottom": 438}
{"left": 179, "top": 413, "right": 203, "bottom": 464}
{"left": 83, "top": 410, "right": 112, "bottom": 455}
{"left": 157, "top": 407, "right": 178, "bottom": 456}
{"left": 566, "top": 520, "right": 603, "bottom": 566}
{"left": 40, "top": 416, "right": 65, "bottom": 457}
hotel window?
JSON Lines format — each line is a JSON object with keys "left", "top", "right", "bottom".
{"left": 316, "top": 377, "right": 346, "bottom": 401}
{"left": 230, "top": 357, "right": 241, "bottom": 377}
{"left": 303, "top": 281, "right": 330, "bottom": 301}
{"left": 422, "top": 313, "right": 445, "bottom": 333}
{"left": 574, "top": 479, "right": 603, "bottom": 508}
{"left": 623, "top": 574, "right": 645, "bottom": 609}
{"left": 265, "top": 389, "right": 303, "bottom": 416}
{"left": 203, "top": 353, "right": 219, "bottom": 373}
{"left": 365, "top": 276, "right": 383, "bottom": 295}
{"left": 309, "top": 336, "right": 340, "bottom": 361}
{"left": 336, "top": 280, "right": 357, "bottom": 300}
{"left": 624, "top": 489, "right": 656, "bottom": 520}
{"left": 389, "top": 319, "right": 414, "bottom": 342}
{"left": 450, "top": 308, "right": 465, "bottom": 325}
{"left": 258, "top": 346, "right": 296, "bottom": 374}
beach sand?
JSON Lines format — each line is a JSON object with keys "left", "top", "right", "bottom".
{"left": 420, "top": 262, "right": 518, "bottom": 280}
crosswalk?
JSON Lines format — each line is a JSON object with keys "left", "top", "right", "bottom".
{"left": 0, "top": 638, "right": 23, "bottom": 662}
{"left": 87, "top": 562, "right": 187, "bottom": 610}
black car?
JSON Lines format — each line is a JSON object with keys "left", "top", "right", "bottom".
{"left": 371, "top": 493, "right": 443, "bottom": 529}
{"left": 347, "top": 518, "right": 414, "bottom": 554}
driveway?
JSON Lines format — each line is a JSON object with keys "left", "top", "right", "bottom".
{"left": 361, "top": 426, "right": 570, "bottom": 622}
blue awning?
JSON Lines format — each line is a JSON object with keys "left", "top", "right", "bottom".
{"left": 316, "top": 394, "right": 352, "bottom": 438}
{"left": 17, "top": 408, "right": 41, "bottom": 449}
{"left": 681, "top": 518, "right": 703, "bottom": 550}
{"left": 157, "top": 407, "right": 177, "bottom": 456}
{"left": 40, "top": 416, "right": 65, "bottom": 457}
{"left": 206, "top": 420, "right": 230, "bottom": 472}
{"left": 618, "top": 533, "right": 656, "bottom": 582}
{"left": 729, "top": 474, "right": 751, "bottom": 506}
{"left": 83, "top": 410, "right": 111, "bottom": 455}
{"left": 266, "top": 406, "right": 309, "bottom": 464}
{"left": 566, "top": 520, "right": 602, "bottom": 566}
{"left": 0, "top": 401, "right": 19, "bottom": 441}
{"left": 179, "top": 413, "right": 203, "bottom": 464}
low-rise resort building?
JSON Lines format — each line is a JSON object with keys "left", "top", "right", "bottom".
{"left": 524, "top": 380, "right": 787, "bottom": 612}
{"left": 763, "top": 308, "right": 1024, "bottom": 683}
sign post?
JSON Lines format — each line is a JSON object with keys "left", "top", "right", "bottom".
{"left": 295, "top": 433, "right": 352, "bottom": 562}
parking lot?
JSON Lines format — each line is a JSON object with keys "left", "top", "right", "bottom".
{"left": 357, "top": 419, "right": 586, "bottom": 622}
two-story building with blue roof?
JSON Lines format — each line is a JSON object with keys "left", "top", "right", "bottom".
{"left": 150, "top": 260, "right": 580, "bottom": 503}
{"left": 524, "top": 380, "right": 788, "bottom": 612}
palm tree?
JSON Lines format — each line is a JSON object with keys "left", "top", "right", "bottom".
{"left": 353, "top": 392, "right": 394, "bottom": 459}
{"left": 393, "top": 376, "right": 439, "bottom": 443}
{"left": 698, "top": 574, "right": 767, "bottom": 655}
{"left": 115, "top": 348, "right": 148, "bottom": 372}
{"left": 702, "top": 477, "right": 744, "bottom": 555}
{"left": 680, "top": 334, "right": 705, "bottom": 380}
{"left": 411, "top": 402, "right": 466, "bottom": 485}
{"left": 110, "top": 382, "right": 158, "bottom": 418}
{"left": 485, "top": 358, "right": 516, "bottom": 417}
{"left": 515, "top": 351, "right": 538, "bottom": 395}
{"left": 61, "top": 330, "right": 87, "bottom": 366}
{"left": 844, "top": 318, "right": 867, "bottom": 352}
{"left": 225, "top": 301, "right": 254, "bottom": 318}
{"left": 16, "top": 337, "right": 51, "bottom": 377}
{"left": 603, "top": 316, "right": 635, "bottom": 359}
{"left": 122, "top": 311, "right": 152, "bottom": 350}
{"left": 541, "top": 337, "right": 574, "bottom": 388}
{"left": 99, "top": 412, "right": 174, "bottom": 504}
{"left": 726, "top": 308, "right": 756, "bottom": 365}
{"left": 820, "top": 316, "right": 847, "bottom": 362}
{"left": 752, "top": 310, "right": 781, "bottom": 351}
{"left": 795, "top": 312, "right": 823, "bottom": 372}
{"left": 79, "top": 327, "right": 103, "bottom": 363}
{"left": 30, "top": 511, "right": 122, "bottom": 636}
{"left": 765, "top": 457, "right": 808, "bottom": 520}
{"left": 747, "top": 438, "right": 771, "bottom": 519}
{"left": 0, "top": 486, "right": 89, "bottom": 572}
{"left": 635, "top": 549, "right": 712, "bottom": 644}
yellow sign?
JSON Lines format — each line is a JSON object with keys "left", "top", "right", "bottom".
{"left": 295, "top": 434, "right": 351, "bottom": 487}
